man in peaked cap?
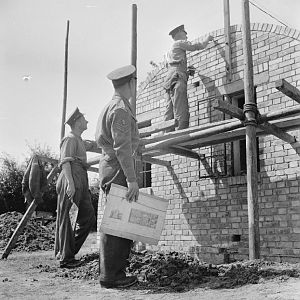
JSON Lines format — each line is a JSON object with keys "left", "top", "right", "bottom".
{"left": 95, "top": 65, "right": 140, "bottom": 288}
{"left": 164, "top": 24, "right": 214, "bottom": 130}
{"left": 65, "top": 107, "right": 83, "bottom": 126}
{"left": 55, "top": 107, "right": 96, "bottom": 268}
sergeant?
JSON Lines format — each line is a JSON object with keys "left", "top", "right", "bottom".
{"left": 55, "top": 107, "right": 96, "bottom": 268}
{"left": 164, "top": 24, "right": 213, "bottom": 130}
{"left": 95, "top": 65, "right": 140, "bottom": 288}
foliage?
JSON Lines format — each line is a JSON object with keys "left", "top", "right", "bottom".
{"left": 0, "top": 154, "right": 25, "bottom": 214}
{"left": 0, "top": 143, "right": 59, "bottom": 215}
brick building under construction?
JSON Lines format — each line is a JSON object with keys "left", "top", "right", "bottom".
{"left": 98, "top": 21, "right": 300, "bottom": 264}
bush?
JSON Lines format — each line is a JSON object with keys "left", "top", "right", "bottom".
{"left": 0, "top": 155, "right": 26, "bottom": 214}
{"left": 0, "top": 143, "right": 59, "bottom": 215}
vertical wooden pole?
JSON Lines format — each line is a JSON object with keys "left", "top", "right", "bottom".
{"left": 131, "top": 4, "right": 137, "bottom": 116}
{"left": 60, "top": 20, "right": 70, "bottom": 140}
{"left": 241, "top": 0, "right": 260, "bottom": 260}
{"left": 223, "top": 0, "right": 232, "bottom": 82}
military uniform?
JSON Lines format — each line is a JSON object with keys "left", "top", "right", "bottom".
{"left": 164, "top": 24, "right": 206, "bottom": 130}
{"left": 95, "top": 65, "right": 140, "bottom": 287}
{"left": 55, "top": 108, "right": 95, "bottom": 267}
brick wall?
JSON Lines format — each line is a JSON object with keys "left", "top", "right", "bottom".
{"left": 133, "top": 23, "right": 300, "bottom": 263}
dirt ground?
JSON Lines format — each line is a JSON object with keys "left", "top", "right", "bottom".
{"left": 1, "top": 234, "right": 300, "bottom": 300}
{"left": 1, "top": 252, "right": 300, "bottom": 300}
{"left": 0, "top": 233, "right": 300, "bottom": 300}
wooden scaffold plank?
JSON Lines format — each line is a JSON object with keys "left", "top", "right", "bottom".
{"left": 214, "top": 98, "right": 297, "bottom": 144}
{"left": 258, "top": 122, "right": 296, "bottom": 144}
{"left": 87, "top": 154, "right": 170, "bottom": 168}
{"left": 213, "top": 98, "right": 244, "bottom": 120}
{"left": 139, "top": 119, "right": 177, "bottom": 138}
{"left": 275, "top": 79, "right": 300, "bottom": 104}
{"left": 178, "top": 115, "right": 300, "bottom": 149}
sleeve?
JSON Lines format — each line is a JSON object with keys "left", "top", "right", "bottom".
{"left": 111, "top": 108, "right": 136, "bottom": 182}
{"left": 178, "top": 40, "right": 204, "bottom": 51}
{"left": 60, "top": 137, "right": 77, "bottom": 160}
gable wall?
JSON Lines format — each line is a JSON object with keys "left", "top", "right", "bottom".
{"left": 134, "top": 23, "right": 300, "bottom": 263}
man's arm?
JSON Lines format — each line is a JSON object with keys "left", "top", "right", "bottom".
{"left": 111, "top": 108, "right": 139, "bottom": 202}
{"left": 61, "top": 162, "right": 75, "bottom": 200}
{"left": 83, "top": 139, "right": 101, "bottom": 153}
{"left": 180, "top": 35, "right": 214, "bottom": 51}
{"left": 59, "top": 137, "right": 77, "bottom": 200}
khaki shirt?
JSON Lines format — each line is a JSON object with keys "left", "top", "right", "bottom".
{"left": 95, "top": 93, "right": 140, "bottom": 182}
{"left": 59, "top": 132, "right": 87, "bottom": 164}
{"left": 166, "top": 40, "right": 203, "bottom": 72}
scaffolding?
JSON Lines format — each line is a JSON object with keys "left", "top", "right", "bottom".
{"left": 3, "top": 0, "right": 300, "bottom": 261}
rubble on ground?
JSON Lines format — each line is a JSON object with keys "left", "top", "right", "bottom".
{"left": 36, "top": 250, "right": 300, "bottom": 291}
{"left": 0, "top": 211, "right": 55, "bottom": 252}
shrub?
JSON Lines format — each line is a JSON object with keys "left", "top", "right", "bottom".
{"left": 0, "top": 154, "right": 25, "bottom": 214}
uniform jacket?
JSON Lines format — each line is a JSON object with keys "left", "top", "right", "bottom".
{"left": 22, "top": 155, "right": 48, "bottom": 204}
{"left": 164, "top": 39, "right": 205, "bottom": 91}
{"left": 165, "top": 40, "right": 203, "bottom": 72}
{"left": 95, "top": 93, "right": 140, "bottom": 182}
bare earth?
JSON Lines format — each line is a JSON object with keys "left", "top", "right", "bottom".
{"left": 1, "top": 237, "right": 300, "bottom": 300}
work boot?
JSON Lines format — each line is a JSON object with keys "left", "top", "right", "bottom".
{"left": 100, "top": 275, "right": 138, "bottom": 289}
{"left": 59, "top": 258, "right": 82, "bottom": 268}
{"left": 164, "top": 119, "right": 178, "bottom": 133}
{"left": 177, "top": 121, "right": 189, "bottom": 130}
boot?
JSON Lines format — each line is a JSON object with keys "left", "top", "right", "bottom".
{"left": 99, "top": 233, "right": 132, "bottom": 283}
{"left": 100, "top": 276, "right": 137, "bottom": 288}
{"left": 177, "top": 120, "right": 189, "bottom": 130}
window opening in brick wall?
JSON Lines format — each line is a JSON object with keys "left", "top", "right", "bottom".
{"left": 198, "top": 97, "right": 229, "bottom": 179}
{"left": 140, "top": 162, "right": 152, "bottom": 188}
{"left": 231, "top": 91, "right": 260, "bottom": 176}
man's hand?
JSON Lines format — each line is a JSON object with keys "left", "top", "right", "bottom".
{"left": 187, "top": 65, "right": 196, "bottom": 77}
{"left": 66, "top": 181, "right": 75, "bottom": 200}
{"left": 126, "top": 181, "right": 139, "bottom": 202}
{"left": 83, "top": 139, "right": 97, "bottom": 151}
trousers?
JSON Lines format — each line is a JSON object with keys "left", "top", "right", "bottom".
{"left": 55, "top": 163, "right": 95, "bottom": 262}
{"left": 98, "top": 156, "right": 133, "bottom": 282}
{"left": 163, "top": 68, "right": 189, "bottom": 129}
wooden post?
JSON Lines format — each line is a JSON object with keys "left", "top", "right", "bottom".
{"left": 131, "top": 4, "right": 137, "bottom": 116}
{"left": 223, "top": 0, "right": 232, "bottom": 82}
{"left": 241, "top": 0, "right": 260, "bottom": 260}
{"left": 60, "top": 20, "right": 70, "bottom": 140}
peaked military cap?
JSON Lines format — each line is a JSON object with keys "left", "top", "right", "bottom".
{"left": 169, "top": 24, "right": 186, "bottom": 37}
{"left": 65, "top": 107, "right": 84, "bottom": 126}
{"left": 107, "top": 65, "right": 136, "bottom": 88}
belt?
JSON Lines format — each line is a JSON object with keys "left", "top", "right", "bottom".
{"left": 169, "top": 62, "right": 182, "bottom": 66}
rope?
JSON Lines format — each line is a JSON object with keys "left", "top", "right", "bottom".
{"left": 249, "top": 0, "right": 291, "bottom": 28}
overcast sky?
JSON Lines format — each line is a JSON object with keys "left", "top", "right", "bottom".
{"left": 1, "top": 0, "right": 300, "bottom": 163}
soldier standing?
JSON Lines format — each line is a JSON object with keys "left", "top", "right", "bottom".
{"left": 55, "top": 108, "right": 95, "bottom": 268}
{"left": 164, "top": 24, "right": 213, "bottom": 130}
{"left": 95, "top": 65, "right": 140, "bottom": 288}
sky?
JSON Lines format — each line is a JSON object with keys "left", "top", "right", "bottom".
{"left": 1, "top": 0, "right": 300, "bottom": 163}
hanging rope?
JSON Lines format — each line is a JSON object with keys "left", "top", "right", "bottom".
{"left": 249, "top": 0, "right": 291, "bottom": 28}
